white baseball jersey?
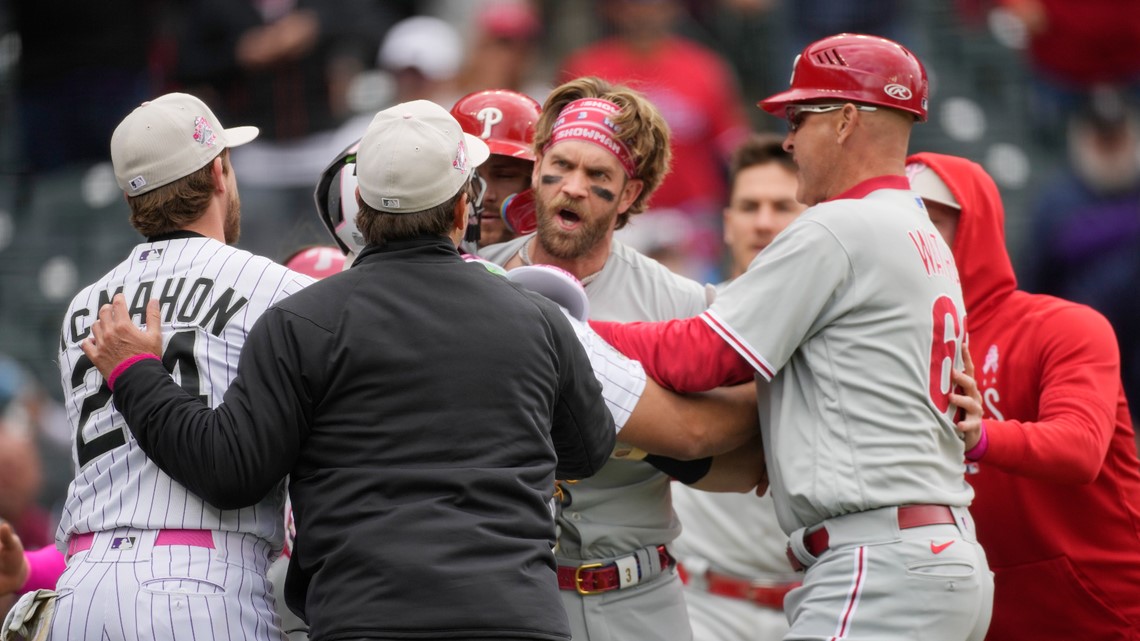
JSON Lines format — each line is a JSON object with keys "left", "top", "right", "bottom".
{"left": 702, "top": 188, "right": 974, "bottom": 534}
{"left": 560, "top": 308, "right": 647, "bottom": 433}
{"left": 57, "top": 235, "right": 313, "bottom": 547}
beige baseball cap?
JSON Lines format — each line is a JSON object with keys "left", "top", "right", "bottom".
{"left": 111, "top": 93, "right": 259, "bottom": 196}
{"left": 907, "top": 161, "right": 960, "bottom": 209}
{"left": 356, "top": 100, "right": 490, "bottom": 213}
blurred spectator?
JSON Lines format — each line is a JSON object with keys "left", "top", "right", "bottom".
{"left": 561, "top": 0, "right": 751, "bottom": 282}
{"left": 377, "top": 14, "right": 465, "bottom": 107}
{"left": 0, "top": 351, "right": 66, "bottom": 547}
{"left": 999, "top": 0, "right": 1140, "bottom": 149}
{"left": 0, "top": 358, "right": 49, "bottom": 552}
{"left": 455, "top": 0, "right": 548, "bottom": 102}
{"left": 1020, "top": 87, "right": 1140, "bottom": 428}
{"left": 786, "top": 0, "right": 911, "bottom": 55}
{"left": 10, "top": 1, "right": 158, "bottom": 173}
{"left": 686, "top": 0, "right": 784, "bottom": 133}
{"left": 173, "top": 0, "right": 395, "bottom": 260}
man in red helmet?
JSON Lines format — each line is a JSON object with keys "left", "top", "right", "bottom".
{"left": 591, "top": 33, "right": 995, "bottom": 640}
{"left": 450, "top": 89, "right": 541, "bottom": 247}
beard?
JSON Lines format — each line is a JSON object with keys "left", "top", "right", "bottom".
{"left": 533, "top": 195, "right": 615, "bottom": 260}
{"left": 223, "top": 191, "right": 241, "bottom": 245}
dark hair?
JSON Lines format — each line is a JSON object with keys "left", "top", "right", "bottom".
{"left": 126, "top": 150, "right": 229, "bottom": 237}
{"left": 728, "top": 133, "right": 795, "bottom": 186}
{"left": 355, "top": 177, "right": 476, "bottom": 245}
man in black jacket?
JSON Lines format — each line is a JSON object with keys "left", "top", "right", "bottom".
{"left": 80, "top": 100, "right": 616, "bottom": 641}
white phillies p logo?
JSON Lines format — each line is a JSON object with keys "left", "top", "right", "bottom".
{"left": 476, "top": 107, "right": 504, "bottom": 139}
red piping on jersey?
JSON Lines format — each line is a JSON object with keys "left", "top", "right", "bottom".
{"left": 826, "top": 175, "right": 911, "bottom": 202}
{"left": 700, "top": 310, "right": 775, "bottom": 380}
{"left": 107, "top": 354, "right": 160, "bottom": 391}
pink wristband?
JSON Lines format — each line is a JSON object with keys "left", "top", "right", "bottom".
{"left": 107, "top": 353, "right": 161, "bottom": 390}
{"left": 964, "top": 420, "right": 989, "bottom": 461}
{"left": 22, "top": 546, "right": 67, "bottom": 593}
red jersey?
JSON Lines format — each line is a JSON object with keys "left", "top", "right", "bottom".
{"left": 561, "top": 36, "right": 749, "bottom": 216}
{"left": 911, "top": 152, "right": 1140, "bottom": 639}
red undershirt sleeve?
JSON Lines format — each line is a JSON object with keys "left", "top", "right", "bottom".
{"left": 590, "top": 317, "right": 755, "bottom": 393}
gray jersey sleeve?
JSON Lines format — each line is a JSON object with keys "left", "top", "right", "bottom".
{"left": 703, "top": 218, "right": 850, "bottom": 380}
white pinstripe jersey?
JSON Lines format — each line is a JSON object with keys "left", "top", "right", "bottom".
{"left": 56, "top": 236, "right": 314, "bottom": 550}
{"left": 702, "top": 188, "right": 975, "bottom": 534}
{"left": 560, "top": 308, "right": 647, "bottom": 432}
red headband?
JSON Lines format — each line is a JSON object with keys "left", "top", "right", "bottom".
{"left": 543, "top": 98, "right": 637, "bottom": 178}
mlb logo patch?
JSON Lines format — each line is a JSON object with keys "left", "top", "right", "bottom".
{"left": 111, "top": 536, "right": 137, "bottom": 550}
{"left": 139, "top": 248, "right": 163, "bottom": 262}
{"left": 382, "top": 197, "right": 400, "bottom": 208}
{"left": 128, "top": 175, "right": 147, "bottom": 192}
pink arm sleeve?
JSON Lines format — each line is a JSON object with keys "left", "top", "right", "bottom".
{"left": 590, "top": 317, "right": 755, "bottom": 392}
{"left": 22, "top": 545, "right": 66, "bottom": 593}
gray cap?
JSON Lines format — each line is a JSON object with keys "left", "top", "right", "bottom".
{"left": 357, "top": 100, "right": 490, "bottom": 213}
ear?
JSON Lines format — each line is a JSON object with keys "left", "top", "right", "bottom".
{"left": 452, "top": 191, "right": 469, "bottom": 231}
{"left": 210, "top": 156, "right": 227, "bottom": 193}
{"left": 616, "top": 178, "right": 644, "bottom": 215}
{"left": 531, "top": 152, "right": 544, "bottom": 186}
{"left": 836, "top": 105, "right": 858, "bottom": 143}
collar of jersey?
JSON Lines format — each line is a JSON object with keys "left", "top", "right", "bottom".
{"left": 825, "top": 175, "right": 910, "bottom": 202}
{"left": 146, "top": 230, "right": 207, "bottom": 243}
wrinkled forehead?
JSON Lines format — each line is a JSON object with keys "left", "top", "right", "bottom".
{"left": 541, "top": 139, "right": 628, "bottom": 175}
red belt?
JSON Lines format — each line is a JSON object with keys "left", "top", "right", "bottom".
{"left": 678, "top": 564, "right": 800, "bottom": 609}
{"left": 557, "top": 545, "right": 674, "bottom": 595}
{"left": 68, "top": 529, "right": 215, "bottom": 557}
{"left": 787, "top": 505, "right": 957, "bottom": 572}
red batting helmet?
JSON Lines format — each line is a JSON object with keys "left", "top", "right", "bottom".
{"left": 450, "top": 90, "right": 541, "bottom": 160}
{"left": 759, "top": 33, "right": 929, "bottom": 122}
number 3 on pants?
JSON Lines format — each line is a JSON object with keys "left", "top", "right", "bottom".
{"left": 71, "top": 329, "right": 207, "bottom": 467}
{"left": 928, "top": 295, "right": 963, "bottom": 414}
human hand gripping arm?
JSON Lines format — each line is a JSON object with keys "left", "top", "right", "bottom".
{"left": 81, "top": 295, "right": 305, "bottom": 508}
{"left": 951, "top": 341, "right": 985, "bottom": 452}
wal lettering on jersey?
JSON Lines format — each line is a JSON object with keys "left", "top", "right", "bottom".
{"left": 907, "top": 229, "right": 960, "bottom": 283}
{"left": 67, "top": 277, "right": 249, "bottom": 344}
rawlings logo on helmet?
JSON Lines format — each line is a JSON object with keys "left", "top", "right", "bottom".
{"left": 884, "top": 83, "right": 913, "bottom": 100}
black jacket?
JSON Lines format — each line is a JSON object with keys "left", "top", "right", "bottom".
{"left": 115, "top": 236, "right": 615, "bottom": 640}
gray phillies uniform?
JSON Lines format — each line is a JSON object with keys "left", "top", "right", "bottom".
{"left": 481, "top": 236, "right": 711, "bottom": 641}
{"left": 670, "top": 281, "right": 795, "bottom": 641}
{"left": 56, "top": 236, "right": 312, "bottom": 641}
{"left": 701, "top": 188, "right": 992, "bottom": 641}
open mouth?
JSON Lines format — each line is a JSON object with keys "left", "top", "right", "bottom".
{"left": 557, "top": 209, "right": 582, "bottom": 229}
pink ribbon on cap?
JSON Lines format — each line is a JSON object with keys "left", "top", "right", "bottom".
{"left": 543, "top": 98, "right": 636, "bottom": 178}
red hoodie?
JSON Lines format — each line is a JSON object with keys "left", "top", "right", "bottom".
{"left": 910, "top": 152, "right": 1140, "bottom": 639}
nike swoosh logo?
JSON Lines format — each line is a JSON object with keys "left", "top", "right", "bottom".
{"left": 930, "top": 540, "right": 955, "bottom": 554}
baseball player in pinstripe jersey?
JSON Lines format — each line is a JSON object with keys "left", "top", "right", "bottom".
{"left": 52, "top": 93, "right": 310, "bottom": 640}
{"left": 479, "top": 76, "right": 743, "bottom": 641}
{"left": 592, "top": 35, "right": 994, "bottom": 640}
